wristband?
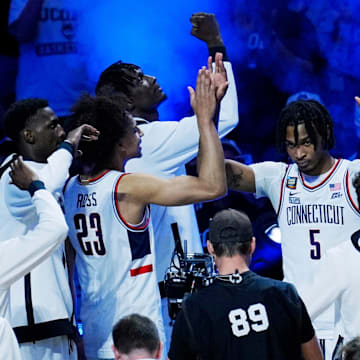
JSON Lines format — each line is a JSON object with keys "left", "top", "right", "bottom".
{"left": 59, "top": 140, "right": 74, "bottom": 156}
{"left": 28, "top": 180, "right": 45, "bottom": 197}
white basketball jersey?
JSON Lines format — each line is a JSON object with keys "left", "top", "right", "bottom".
{"left": 277, "top": 159, "right": 360, "bottom": 334}
{"left": 63, "top": 171, "right": 163, "bottom": 359}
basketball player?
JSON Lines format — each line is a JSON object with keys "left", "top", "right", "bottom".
{"left": 0, "top": 98, "right": 99, "bottom": 360}
{"left": 0, "top": 157, "right": 69, "bottom": 360}
{"left": 0, "top": 156, "right": 68, "bottom": 319}
{"left": 95, "top": 12, "right": 238, "bottom": 287}
{"left": 62, "top": 67, "right": 227, "bottom": 359}
{"left": 168, "top": 209, "right": 323, "bottom": 360}
{"left": 224, "top": 98, "right": 360, "bottom": 359}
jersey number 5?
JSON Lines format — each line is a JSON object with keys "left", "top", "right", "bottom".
{"left": 309, "top": 229, "right": 321, "bottom": 260}
{"left": 228, "top": 303, "right": 269, "bottom": 337}
{"left": 74, "top": 213, "right": 106, "bottom": 256}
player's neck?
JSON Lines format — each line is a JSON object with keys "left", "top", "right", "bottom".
{"left": 80, "top": 157, "right": 126, "bottom": 180}
{"left": 132, "top": 108, "right": 159, "bottom": 122}
{"left": 79, "top": 169, "right": 109, "bottom": 183}
{"left": 18, "top": 143, "right": 48, "bottom": 163}
{"left": 318, "top": 152, "right": 335, "bottom": 174}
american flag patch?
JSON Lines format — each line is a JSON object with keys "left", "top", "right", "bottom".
{"left": 329, "top": 183, "right": 341, "bottom": 191}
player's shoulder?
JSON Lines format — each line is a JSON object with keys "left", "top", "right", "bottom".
{"left": 342, "top": 157, "right": 360, "bottom": 165}
{"left": 344, "top": 158, "right": 360, "bottom": 175}
{"left": 251, "top": 161, "right": 288, "bottom": 178}
{"left": 139, "top": 119, "right": 179, "bottom": 134}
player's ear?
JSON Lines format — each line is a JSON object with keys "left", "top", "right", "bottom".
{"left": 117, "top": 137, "right": 125, "bottom": 151}
{"left": 23, "top": 129, "right": 35, "bottom": 144}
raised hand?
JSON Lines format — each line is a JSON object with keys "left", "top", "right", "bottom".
{"left": 188, "top": 67, "right": 216, "bottom": 126}
{"left": 190, "top": 12, "right": 224, "bottom": 47}
{"left": 9, "top": 156, "right": 39, "bottom": 190}
{"left": 208, "top": 52, "right": 229, "bottom": 103}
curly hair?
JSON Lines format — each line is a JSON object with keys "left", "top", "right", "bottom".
{"left": 71, "top": 94, "right": 132, "bottom": 169}
{"left": 3, "top": 98, "right": 48, "bottom": 141}
{"left": 277, "top": 100, "right": 334, "bottom": 153}
{"left": 95, "top": 61, "right": 141, "bottom": 98}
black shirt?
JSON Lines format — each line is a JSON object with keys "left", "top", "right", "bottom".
{"left": 169, "top": 271, "right": 314, "bottom": 360}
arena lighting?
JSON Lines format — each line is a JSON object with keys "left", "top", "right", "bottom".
{"left": 265, "top": 223, "right": 282, "bottom": 244}
{"left": 77, "top": 321, "right": 84, "bottom": 336}
{"left": 249, "top": 212, "right": 283, "bottom": 280}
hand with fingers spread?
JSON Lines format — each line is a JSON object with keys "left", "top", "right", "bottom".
{"left": 66, "top": 124, "right": 100, "bottom": 152}
{"left": 208, "top": 52, "right": 229, "bottom": 103}
{"left": 190, "top": 12, "right": 224, "bottom": 47}
{"left": 188, "top": 67, "right": 217, "bottom": 126}
{"left": 9, "top": 156, "right": 39, "bottom": 190}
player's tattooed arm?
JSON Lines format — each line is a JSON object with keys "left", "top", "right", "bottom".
{"left": 225, "top": 159, "right": 256, "bottom": 193}
{"left": 227, "top": 167, "right": 244, "bottom": 188}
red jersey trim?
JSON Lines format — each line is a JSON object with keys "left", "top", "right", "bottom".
{"left": 77, "top": 170, "right": 111, "bottom": 184}
{"left": 299, "top": 158, "right": 341, "bottom": 190}
{"left": 130, "top": 264, "right": 153, "bottom": 277}
{"left": 114, "top": 173, "right": 150, "bottom": 230}
{"left": 346, "top": 170, "right": 359, "bottom": 212}
{"left": 87, "top": 170, "right": 111, "bottom": 183}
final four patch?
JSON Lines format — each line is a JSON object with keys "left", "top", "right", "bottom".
{"left": 286, "top": 176, "right": 297, "bottom": 189}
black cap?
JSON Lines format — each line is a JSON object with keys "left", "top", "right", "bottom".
{"left": 209, "top": 209, "right": 253, "bottom": 244}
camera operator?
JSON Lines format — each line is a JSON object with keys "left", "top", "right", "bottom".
{"left": 168, "top": 208, "right": 322, "bottom": 360}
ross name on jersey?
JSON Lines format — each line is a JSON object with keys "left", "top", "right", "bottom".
{"left": 286, "top": 204, "right": 344, "bottom": 226}
{"left": 77, "top": 192, "right": 97, "bottom": 208}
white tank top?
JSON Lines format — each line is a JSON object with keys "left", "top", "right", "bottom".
{"left": 63, "top": 170, "right": 163, "bottom": 358}
{"left": 252, "top": 158, "right": 360, "bottom": 337}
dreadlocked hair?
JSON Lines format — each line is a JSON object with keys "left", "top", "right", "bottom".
{"left": 71, "top": 94, "right": 132, "bottom": 170}
{"left": 277, "top": 100, "right": 334, "bottom": 153}
{"left": 95, "top": 61, "right": 141, "bottom": 98}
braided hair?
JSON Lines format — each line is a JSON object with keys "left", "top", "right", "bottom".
{"left": 277, "top": 100, "right": 334, "bottom": 153}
